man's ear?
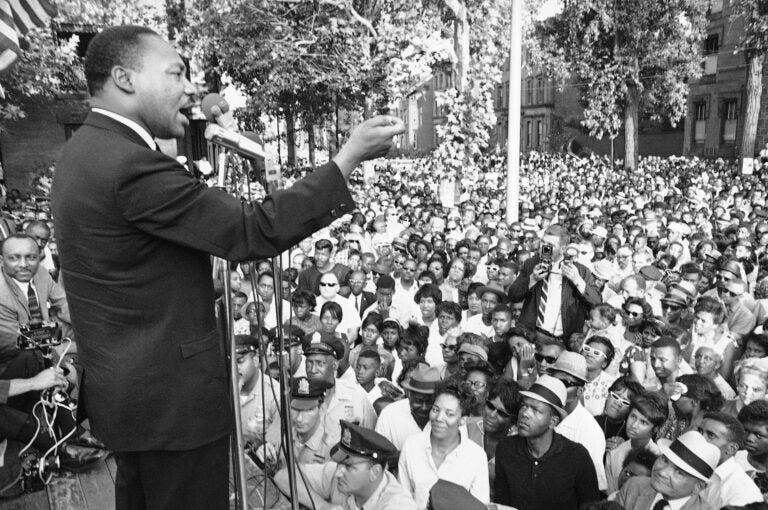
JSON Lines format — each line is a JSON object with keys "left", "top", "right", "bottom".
{"left": 110, "top": 66, "right": 137, "bottom": 94}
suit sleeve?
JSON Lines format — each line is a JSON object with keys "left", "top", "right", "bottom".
{"left": 116, "top": 151, "right": 355, "bottom": 262}
{"left": 508, "top": 259, "right": 536, "bottom": 303}
{"left": 575, "top": 264, "right": 602, "bottom": 307}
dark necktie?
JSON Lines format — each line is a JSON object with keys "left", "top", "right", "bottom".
{"left": 355, "top": 295, "right": 360, "bottom": 311}
{"left": 536, "top": 276, "right": 548, "bottom": 328}
{"left": 652, "top": 499, "right": 669, "bottom": 510}
{"left": 27, "top": 285, "right": 43, "bottom": 323}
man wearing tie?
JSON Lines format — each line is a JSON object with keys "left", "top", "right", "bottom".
{"left": 616, "top": 431, "right": 720, "bottom": 510}
{"left": 508, "top": 225, "right": 601, "bottom": 343}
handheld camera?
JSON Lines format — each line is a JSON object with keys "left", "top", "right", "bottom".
{"left": 17, "top": 321, "right": 61, "bottom": 351}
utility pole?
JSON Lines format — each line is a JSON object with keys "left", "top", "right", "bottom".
{"left": 505, "top": 0, "right": 522, "bottom": 223}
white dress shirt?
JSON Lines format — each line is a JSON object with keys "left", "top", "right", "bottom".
{"left": 556, "top": 402, "right": 608, "bottom": 491}
{"left": 92, "top": 108, "right": 157, "bottom": 149}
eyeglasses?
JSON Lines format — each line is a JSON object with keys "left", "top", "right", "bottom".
{"left": 440, "top": 343, "right": 458, "bottom": 351}
{"left": 464, "top": 380, "right": 487, "bottom": 390}
{"left": 558, "top": 378, "right": 584, "bottom": 389}
{"left": 485, "top": 400, "right": 511, "bottom": 419}
{"left": 609, "top": 391, "right": 631, "bottom": 407}
{"left": 718, "top": 287, "right": 737, "bottom": 297}
{"left": 662, "top": 303, "right": 682, "bottom": 311}
{"left": 534, "top": 353, "right": 558, "bottom": 364}
{"left": 319, "top": 282, "right": 338, "bottom": 287}
{"left": 581, "top": 344, "right": 607, "bottom": 358}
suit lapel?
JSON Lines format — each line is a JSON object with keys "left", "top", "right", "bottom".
{"left": 3, "top": 270, "right": 29, "bottom": 318}
{"left": 84, "top": 111, "right": 153, "bottom": 149}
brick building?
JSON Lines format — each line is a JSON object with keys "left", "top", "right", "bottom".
{"left": 684, "top": 0, "right": 768, "bottom": 158}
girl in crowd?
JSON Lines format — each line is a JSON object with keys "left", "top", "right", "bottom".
{"left": 398, "top": 382, "right": 490, "bottom": 509}
{"left": 596, "top": 377, "right": 645, "bottom": 452}
{"left": 722, "top": 357, "right": 768, "bottom": 417}
{"left": 605, "top": 392, "right": 668, "bottom": 493}
{"left": 380, "top": 318, "right": 401, "bottom": 380}
{"left": 348, "top": 312, "right": 394, "bottom": 376}
{"left": 313, "top": 301, "right": 348, "bottom": 345}
{"left": 283, "top": 289, "right": 320, "bottom": 339}
{"left": 581, "top": 336, "right": 618, "bottom": 416}
{"left": 441, "top": 257, "right": 469, "bottom": 305}
{"left": 584, "top": 304, "right": 628, "bottom": 375}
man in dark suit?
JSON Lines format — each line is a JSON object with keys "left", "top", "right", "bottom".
{"left": 346, "top": 270, "right": 376, "bottom": 318}
{"left": 508, "top": 224, "right": 601, "bottom": 342}
{"left": 51, "top": 26, "right": 403, "bottom": 510}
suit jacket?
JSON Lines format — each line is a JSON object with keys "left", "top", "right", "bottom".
{"left": 51, "top": 112, "right": 354, "bottom": 451}
{"left": 0, "top": 266, "right": 66, "bottom": 373}
{"left": 508, "top": 255, "right": 601, "bottom": 339}
{"left": 616, "top": 476, "right": 715, "bottom": 510}
{"left": 351, "top": 291, "right": 376, "bottom": 318}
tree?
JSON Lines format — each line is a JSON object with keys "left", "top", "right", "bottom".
{"left": 733, "top": 0, "right": 768, "bottom": 160}
{"left": 530, "top": 0, "right": 707, "bottom": 170}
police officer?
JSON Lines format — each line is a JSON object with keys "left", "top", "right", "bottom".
{"left": 274, "top": 420, "right": 417, "bottom": 510}
{"left": 258, "top": 376, "right": 330, "bottom": 466}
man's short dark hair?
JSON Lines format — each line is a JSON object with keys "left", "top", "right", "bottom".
{"left": 703, "top": 411, "right": 745, "bottom": 448}
{"left": 739, "top": 400, "right": 768, "bottom": 427}
{"left": 650, "top": 336, "right": 681, "bottom": 356}
{"left": 414, "top": 284, "right": 442, "bottom": 305}
{"left": 314, "top": 239, "right": 333, "bottom": 252}
{"left": 84, "top": 25, "right": 159, "bottom": 96}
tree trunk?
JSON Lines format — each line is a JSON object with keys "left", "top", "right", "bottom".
{"left": 453, "top": 3, "right": 469, "bottom": 92}
{"left": 307, "top": 123, "right": 316, "bottom": 168}
{"left": 741, "top": 53, "right": 765, "bottom": 160}
{"left": 285, "top": 108, "right": 297, "bottom": 167}
{"left": 624, "top": 83, "right": 639, "bottom": 171}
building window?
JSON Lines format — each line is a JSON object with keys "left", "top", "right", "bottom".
{"left": 704, "top": 35, "right": 718, "bottom": 75}
{"left": 526, "top": 78, "right": 533, "bottom": 105}
{"left": 694, "top": 102, "right": 707, "bottom": 143}
{"left": 525, "top": 120, "right": 532, "bottom": 148}
{"left": 723, "top": 99, "right": 737, "bottom": 142}
{"left": 536, "top": 77, "right": 544, "bottom": 104}
{"left": 537, "top": 120, "right": 544, "bottom": 149}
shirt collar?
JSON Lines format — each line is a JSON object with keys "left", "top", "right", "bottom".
{"left": 92, "top": 108, "right": 157, "bottom": 150}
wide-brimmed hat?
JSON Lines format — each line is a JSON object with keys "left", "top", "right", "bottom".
{"left": 592, "top": 259, "right": 616, "bottom": 281}
{"left": 548, "top": 351, "right": 587, "bottom": 383}
{"left": 475, "top": 282, "right": 507, "bottom": 303}
{"left": 457, "top": 343, "right": 488, "bottom": 362}
{"left": 658, "top": 431, "right": 719, "bottom": 481}
{"left": 519, "top": 375, "right": 568, "bottom": 419}
{"left": 401, "top": 365, "right": 441, "bottom": 394}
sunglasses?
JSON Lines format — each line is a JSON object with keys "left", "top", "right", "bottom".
{"left": 718, "top": 287, "right": 737, "bottom": 297}
{"left": 485, "top": 400, "right": 511, "bottom": 419}
{"left": 609, "top": 391, "right": 631, "bottom": 407}
{"left": 624, "top": 310, "right": 642, "bottom": 318}
{"left": 440, "top": 343, "right": 458, "bottom": 351}
{"left": 581, "top": 344, "right": 607, "bottom": 358}
{"left": 534, "top": 353, "right": 558, "bottom": 364}
{"left": 319, "top": 282, "right": 338, "bottom": 287}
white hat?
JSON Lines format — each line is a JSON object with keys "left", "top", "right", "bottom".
{"left": 658, "top": 431, "right": 720, "bottom": 481}
{"left": 592, "top": 259, "right": 616, "bottom": 281}
{"left": 519, "top": 375, "right": 568, "bottom": 419}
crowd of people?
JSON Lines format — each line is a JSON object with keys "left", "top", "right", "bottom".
{"left": 5, "top": 146, "right": 768, "bottom": 510}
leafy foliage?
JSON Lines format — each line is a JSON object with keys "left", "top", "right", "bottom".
{"left": 733, "top": 0, "right": 768, "bottom": 58}
{"left": 529, "top": 0, "right": 707, "bottom": 166}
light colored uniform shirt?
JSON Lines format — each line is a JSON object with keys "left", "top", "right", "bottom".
{"left": 320, "top": 378, "right": 378, "bottom": 455}
{"left": 374, "top": 398, "right": 422, "bottom": 450}
{"left": 240, "top": 372, "right": 281, "bottom": 443}
{"left": 301, "top": 462, "right": 417, "bottom": 510}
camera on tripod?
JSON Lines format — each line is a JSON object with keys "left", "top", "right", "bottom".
{"left": 17, "top": 321, "right": 61, "bottom": 351}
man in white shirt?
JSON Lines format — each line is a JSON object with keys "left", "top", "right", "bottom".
{"left": 548, "top": 351, "right": 608, "bottom": 491}
{"left": 375, "top": 366, "right": 439, "bottom": 449}
{"left": 699, "top": 413, "right": 762, "bottom": 507}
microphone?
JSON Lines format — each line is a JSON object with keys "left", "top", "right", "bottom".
{"left": 202, "top": 93, "right": 266, "bottom": 160}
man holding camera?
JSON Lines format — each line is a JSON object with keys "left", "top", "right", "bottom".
{"left": 0, "top": 234, "right": 102, "bottom": 471}
{"left": 508, "top": 225, "right": 601, "bottom": 342}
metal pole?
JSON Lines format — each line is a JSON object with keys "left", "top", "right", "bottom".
{"left": 506, "top": 0, "right": 523, "bottom": 223}
{"left": 220, "top": 262, "right": 249, "bottom": 510}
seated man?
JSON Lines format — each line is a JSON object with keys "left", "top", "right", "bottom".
{"left": 257, "top": 377, "right": 330, "bottom": 466}
{"left": 273, "top": 420, "right": 417, "bottom": 510}
{"left": 235, "top": 334, "right": 280, "bottom": 444}
{"left": 616, "top": 431, "right": 720, "bottom": 510}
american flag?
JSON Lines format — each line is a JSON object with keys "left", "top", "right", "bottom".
{"left": 0, "top": 0, "right": 57, "bottom": 73}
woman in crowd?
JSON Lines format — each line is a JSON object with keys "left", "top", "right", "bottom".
{"left": 395, "top": 324, "right": 430, "bottom": 388}
{"left": 348, "top": 312, "right": 394, "bottom": 374}
{"left": 380, "top": 318, "right": 402, "bottom": 380}
{"left": 398, "top": 382, "right": 490, "bottom": 509}
{"left": 283, "top": 289, "right": 320, "bottom": 338}
{"left": 605, "top": 392, "right": 668, "bottom": 493}
{"left": 584, "top": 304, "right": 628, "bottom": 376}
{"left": 596, "top": 377, "right": 645, "bottom": 452}
{"left": 722, "top": 357, "right": 768, "bottom": 417}
{"left": 467, "top": 378, "right": 522, "bottom": 459}
{"left": 659, "top": 373, "right": 724, "bottom": 440}
{"left": 314, "top": 301, "right": 348, "bottom": 346}
{"left": 581, "top": 336, "right": 618, "bottom": 416}
{"left": 622, "top": 297, "right": 654, "bottom": 346}
{"left": 693, "top": 345, "right": 736, "bottom": 400}
{"left": 441, "top": 257, "right": 468, "bottom": 305}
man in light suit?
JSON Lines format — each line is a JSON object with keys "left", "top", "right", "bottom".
{"left": 617, "top": 431, "right": 721, "bottom": 510}
{"left": 52, "top": 25, "right": 403, "bottom": 510}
